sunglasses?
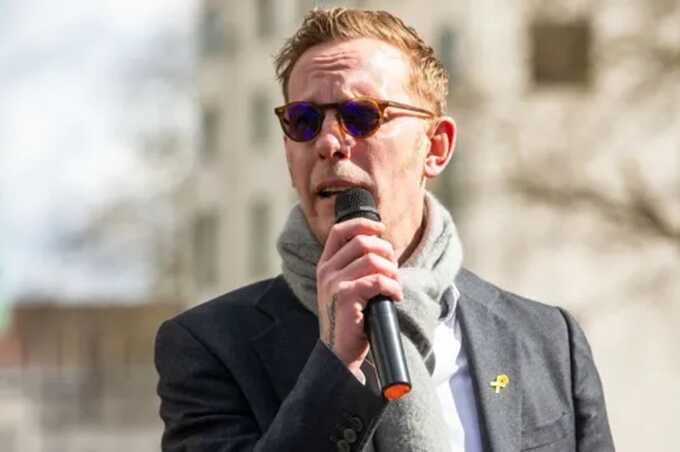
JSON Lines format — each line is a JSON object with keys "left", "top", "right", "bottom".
{"left": 274, "top": 97, "right": 435, "bottom": 142}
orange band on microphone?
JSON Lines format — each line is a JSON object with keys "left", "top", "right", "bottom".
{"left": 383, "top": 383, "right": 411, "bottom": 401}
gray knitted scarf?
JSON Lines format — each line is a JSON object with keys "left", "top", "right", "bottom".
{"left": 276, "top": 191, "right": 463, "bottom": 452}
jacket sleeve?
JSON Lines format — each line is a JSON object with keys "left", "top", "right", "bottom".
{"left": 559, "top": 308, "right": 616, "bottom": 451}
{"left": 155, "top": 318, "right": 387, "bottom": 452}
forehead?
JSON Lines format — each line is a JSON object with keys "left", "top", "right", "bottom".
{"left": 287, "top": 38, "right": 412, "bottom": 102}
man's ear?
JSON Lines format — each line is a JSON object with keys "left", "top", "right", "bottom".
{"left": 423, "top": 116, "right": 456, "bottom": 179}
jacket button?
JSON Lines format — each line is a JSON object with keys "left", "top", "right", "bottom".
{"left": 343, "top": 428, "right": 357, "bottom": 443}
{"left": 348, "top": 416, "right": 363, "bottom": 432}
{"left": 336, "top": 439, "right": 350, "bottom": 452}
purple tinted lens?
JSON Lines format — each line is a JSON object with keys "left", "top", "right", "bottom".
{"left": 286, "top": 103, "right": 322, "bottom": 141}
{"left": 339, "top": 100, "right": 380, "bottom": 137}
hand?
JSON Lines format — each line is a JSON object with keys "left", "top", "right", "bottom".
{"left": 316, "top": 218, "right": 403, "bottom": 375}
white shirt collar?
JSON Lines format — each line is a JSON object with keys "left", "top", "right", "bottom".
{"left": 440, "top": 284, "right": 460, "bottom": 326}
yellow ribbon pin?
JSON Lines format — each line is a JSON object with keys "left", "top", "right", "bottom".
{"left": 490, "top": 374, "right": 509, "bottom": 394}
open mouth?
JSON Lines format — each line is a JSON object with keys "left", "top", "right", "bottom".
{"left": 318, "top": 188, "right": 351, "bottom": 199}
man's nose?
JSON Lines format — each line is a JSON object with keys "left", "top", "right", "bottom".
{"left": 314, "top": 110, "right": 353, "bottom": 160}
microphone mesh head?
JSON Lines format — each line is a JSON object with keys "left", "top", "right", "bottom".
{"left": 335, "top": 188, "right": 380, "bottom": 223}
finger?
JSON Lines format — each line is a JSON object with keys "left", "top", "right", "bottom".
{"left": 337, "top": 252, "right": 400, "bottom": 284}
{"left": 326, "top": 234, "right": 397, "bottom": 273}
{"left": 349, "top": 274, "right": 404, "bottom": 303}
{"left": 320, "top": 218, "right": 385, "bottom": 263}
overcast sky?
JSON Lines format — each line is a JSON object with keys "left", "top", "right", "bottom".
{"left": 0, "top": 0, "right": 196, "bottom": 303}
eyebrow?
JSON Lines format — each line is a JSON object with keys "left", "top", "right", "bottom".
{"left": 295, "top": 87, "right": 377, "bottom": 104}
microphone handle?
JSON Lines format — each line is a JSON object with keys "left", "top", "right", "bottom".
{"left": 333, "top": 197, "right": 411, "bottom": 399}
{"left": 364, "top": 295, "right": 411, "bottom": 400}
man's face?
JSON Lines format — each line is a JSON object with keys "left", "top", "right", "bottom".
{"left": 284, "top": 38, "right": 433, "bottom": 248}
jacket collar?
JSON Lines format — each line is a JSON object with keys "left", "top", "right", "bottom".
{"left": 250, "top": 276, "right": 318, "bottom": 404}
{"left": 456, "top": 268, "right": 522, "bottom": 451}
{"left": 249, "top": 271, "right": 522, "bottom": 451}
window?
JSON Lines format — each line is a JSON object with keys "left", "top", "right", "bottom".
{"left": 251, "top": 90, "right": 271, "bottom": 146}
{"left": 200, "top": 7, "right": 225, "bottom": 57}
{"left": 193, "top": 213, "right": 219, "bottom": 287}
{"left": 438, "top": 27, "right": 459, "bottom": 80}
{"left": 201, "top": 106, "right": 220, "bottom": 160}
{"left": 249, "top": 200, "right": 271, "bottom": 278}
{"left": 531, "top": 20, "right": 592, "bottom": 86}
{"left": 256, "top": 0, "right": 276, "bottom": 39}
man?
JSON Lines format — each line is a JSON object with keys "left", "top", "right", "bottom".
{"left": 155, "top": 8, "right": 614, "bottom": 452}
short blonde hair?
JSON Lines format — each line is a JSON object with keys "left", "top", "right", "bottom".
{"left": 274, "top": 8, "right": 449, "bottom": 115}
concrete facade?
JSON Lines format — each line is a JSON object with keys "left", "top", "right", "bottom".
{"left": 184, "top": 1, "right": 679, "bottom": 450}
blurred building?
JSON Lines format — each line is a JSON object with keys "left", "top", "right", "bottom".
{"left": 0, "top": 301, "right": 181, "bottom": 452}
{"left": 182, "top": 0, "right": 679, "bottom": 450}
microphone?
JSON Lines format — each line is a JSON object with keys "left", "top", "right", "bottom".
{"left": 335, "top": 188, "right": 411, "bottom": 401}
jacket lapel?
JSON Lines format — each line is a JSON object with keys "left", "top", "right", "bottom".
{"left": 456, "top": 269, "right": 522, "bottom": 452}
{"left": 250, "top": 276, "right": 319, "bottom": 405}
{"left": 248, "top": 271, "right": 522, "bottom": 451}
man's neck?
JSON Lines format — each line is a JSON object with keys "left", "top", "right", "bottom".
{"left": 396, "top": 196, "right": 427, "bottom": 266}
